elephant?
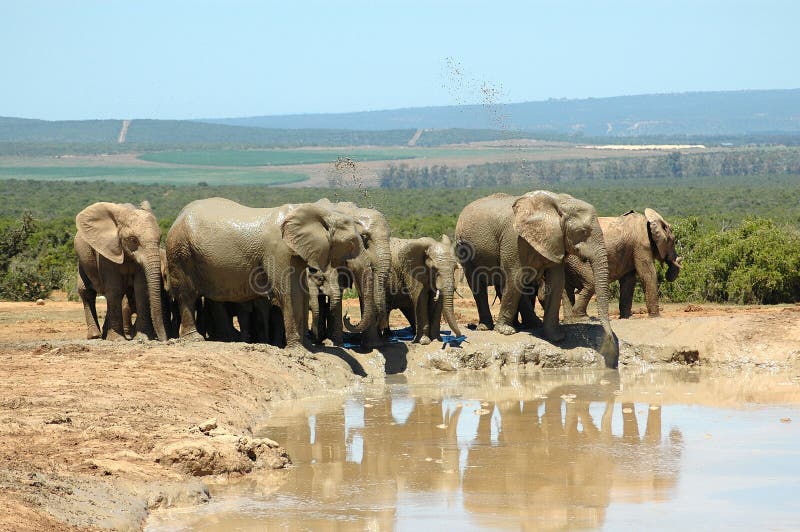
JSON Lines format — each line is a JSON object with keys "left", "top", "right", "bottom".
{"left": 309, "top": 199, "right": 391, "bottom": 348}
{"left": 385, "top": 235, "right": 462, "bottom": 345}
{"left": 565, "top": 208, "right": 682, "bottom": 319}
{"left": 74, "top": 201, "right": 168, "bottom": 341}
{"left": 166, "top": 197, "right": 368, "bottom": 348}
{"left": 308, "top": 266, "right": 343, "bottom": 345}
{"left": 455, "top": 191, "right": 618, "bottom": 368}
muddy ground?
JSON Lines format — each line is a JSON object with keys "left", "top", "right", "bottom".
{"left": 1, "top": 296, "right": 799, "bottom": 530}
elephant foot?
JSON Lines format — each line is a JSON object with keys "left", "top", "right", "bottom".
{"left": 180, "top": 330, "right": 205, "bottom": 342}
{"left": 647, "top": 311, "right": 661, "bottom": 318}
{"left": 418, "top": 335, "right": 432, "bottom": 345}
{"left": 543, "top": 324, "right": 565, "bottom": 343}
{"left": 476, "top": 322, "right": 491, "bottom": 331}
{"left": 494, "top": 323, "right": 516, "bottom": 336}
{"left": 86, "top": 329, "right": 101, "bottom": 340}
{"left": 105, "top": 330, "right": 127, "bottom": 342}
{"left": 520, "top": 317, "right": 542, "bottom": 329}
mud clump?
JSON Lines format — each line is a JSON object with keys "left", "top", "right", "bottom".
{"left": 157, "top": 430, "right": 290, "bottom": 476}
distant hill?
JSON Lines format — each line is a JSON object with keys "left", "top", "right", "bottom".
{"left": 0, "top": 117, "right": 413, "bottom": 146}
{"left": 202, "top": 89, "right": 800, "bottom": 136}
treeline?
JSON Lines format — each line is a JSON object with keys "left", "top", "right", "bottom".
{"left": 380, "top": 148, "right": 800, "bottom": 188}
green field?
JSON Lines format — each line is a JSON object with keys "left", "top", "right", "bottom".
{"left": 0, "top": 166, "right": 307, "bottom": 186}
{"left": 135, "top": 147, "right": 555, "bottom": 167}
{"left": 138, "top": 149, "right": 421, "bottom": 167}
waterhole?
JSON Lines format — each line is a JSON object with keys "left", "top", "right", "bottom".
{"left": 147, "top": 368, "right": 800, "bottom": 530}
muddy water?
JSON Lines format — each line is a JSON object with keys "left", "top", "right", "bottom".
{"left": 147, "top": 369, "right": 800, "bottom": 530}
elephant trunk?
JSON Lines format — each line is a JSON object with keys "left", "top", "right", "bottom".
{"left": 441, "top": 277, "right": 461, "bottom": 337}
{"left": 144, "top": 256, "right": 168, "bottom": 342}
{"left": 588, "top": 229, "right": 619, "bottom": 368}
{"left": 372, "top": 229, "right": 391, "bottom": 332}
{"left": 666, "top": 256, "right": 682, "bottom": 282}
{"left": 344, "top": 266, "right": 375, "bottom": 333}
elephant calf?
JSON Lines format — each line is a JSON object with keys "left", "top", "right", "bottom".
{"left": 386, "top": 235, "right": 462, "bottom": 345}
{"left": 75, "top": 201, "right": 168, "bottom": 341}
{"left": 565, "top": 208, "right": 682, "bottom": 319}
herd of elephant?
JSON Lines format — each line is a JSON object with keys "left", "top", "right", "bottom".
{"left": 74, "top": 191, "right": 682, "bottom": 369}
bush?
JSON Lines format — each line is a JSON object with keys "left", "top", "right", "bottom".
{"left": 661, "top": 218, "right": 800, "bottom": 304}
{"left": 0, "top": 259, "right": 53, "bottom": 301}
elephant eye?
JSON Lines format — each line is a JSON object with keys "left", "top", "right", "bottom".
{"left": 126, "top": 236, "right": 139, "bottom": 249}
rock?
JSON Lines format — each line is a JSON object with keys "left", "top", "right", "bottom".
{"left": 198, "top": 418, "right": 217, "bottom": 434}
{"left": 35, "top": 299, "right": 45, "bottom": 305}
{"left": 45, "top": 413, "right": 72, "bottom": 425}
{"left": 156, "top": 434, "right": 290, "bottom": 476}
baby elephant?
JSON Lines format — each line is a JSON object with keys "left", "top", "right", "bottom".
{"left": 565, "top": 208, "right": 682, "bottom": 319}
{"left": 74, "top": 201, "right": 168, "bottom": 341}
{"left": 386, "top": 235, "right": 462, "bottom": 344}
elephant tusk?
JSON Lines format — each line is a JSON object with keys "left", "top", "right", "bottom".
{"left": 434, "top": 289, "right": 441, "bottom": 303}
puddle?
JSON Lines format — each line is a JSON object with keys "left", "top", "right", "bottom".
{"left": 147, "top": 369, "right": 800, "bottom": 530}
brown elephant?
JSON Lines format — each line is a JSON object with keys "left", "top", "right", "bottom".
{"left": 455, "top": 191, "right": 618, "bottom": 368}
{"left": 74, "top": 201, "right": 167, "bottom": 341}
{"left": 310, "top": 199, "right": 391, "bottom": 348}
{"left": 166, "top": 198, "right": 367, "bottom": 348}
{"left": 386, "top": 235, "right": 462, "bottom": 345}
{"left": 565, "top": 208, "right": 682, "bottom": 319}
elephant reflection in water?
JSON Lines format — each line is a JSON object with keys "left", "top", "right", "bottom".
{"left": 461, "top": 385, "right": 683, "bottom": 530}
{"left": 258, "top": 382, "right": 682, "bottom": 529}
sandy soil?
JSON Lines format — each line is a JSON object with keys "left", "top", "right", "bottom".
{"left": 1, "top": 296, "right": 799, "bottom": 530}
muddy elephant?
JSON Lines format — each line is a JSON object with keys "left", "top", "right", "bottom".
{"left": 166, "top": 198, "right": 367, "bottom": 348}
{"left": 308, "top": 199, "right": 391, "bottom": 348}
{"left": 566, "top": 208, "right": 682, "bottom": 319}
{"left": 455, "top": 191, "right": 618, "bottom": 368}
{"left": 308, "top": 267, "right": 343, "bottom": 345}
{"left": 75, "top": 201, "right": 168, "bottom": 341}
{"left": 385, "top": 235, "right": 462, "bottom": 344}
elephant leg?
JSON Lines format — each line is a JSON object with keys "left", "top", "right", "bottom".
{"left": 238, "top": 303, "right": 254, "bottom": 343}
{"left": 278, "top": 262, "right": 307, "bottom": 349}
{"left": 494, "top": 273, "right": 522, "bottom": 336}
{"left": 121, "top": 293, "right": 133, "bottom": 338}
{"left": 518, "top": 291, "right": 541, "bottom": 329}
{"left": 618, "top": 271, "right": 636, "bottom": 319}
{"left": 103, "top": 282, "right": 126, "bottom": 342}
{"left": 542, "top": 266, "right": 565, "bottom": 342}
{"left": 77, "top": 270, "right": 101, "bottom": 339}
{"left": 253, "top": 298, "right": 271, "bottom": 343}
{"left": 412, "top": 287, "right": 431, "bottom": 345}
{"left": 269, "top": 305, "right": 285, "bottom": 347}
{"left": 398, "top": 304, "right": 415, "bottom": 332}
{"left": 572, "top": 285, "right": 593, "bottom": 318}
{"left": 464, "top": 262, "right": 493, "bottom": 331}
{"left": 635, "top": 258, "right": 661, "bottom": 317}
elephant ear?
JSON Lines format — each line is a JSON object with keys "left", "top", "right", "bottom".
{"left": 645, "top": 208, "right": 670, "bottom": 260}
{"left": 76, "top": 202, "right": 126, "bottom": 264}
{"left": 281, "top": 204, "right": 332, "bottom": 271}
{"left": 512, "top": 192, "right": 565, "bottom": 263}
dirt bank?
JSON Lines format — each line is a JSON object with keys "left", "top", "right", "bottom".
{"left": 1, "top": 299, "right": 799, "bottom": 529}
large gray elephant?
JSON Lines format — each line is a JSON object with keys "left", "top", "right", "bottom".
{"left": 386, "top": 235, "right": 462, "bottom": 344}
{"left": 166, "top": 197, "right": 367, "bottom": 348}
{"left": 455, "top": 191, "right": 618, "bottom": 368}
{"left": 565, "top": 208, "right": 682, "bottom": 319}
{"left": 75, "top": 201, "right": 167, "bottom": 341}
{"left": 308, "top": 199, "right": 391, "bottom": 347}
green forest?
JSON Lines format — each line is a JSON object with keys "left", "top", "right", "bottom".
{"left": 380, "top": 148, "right": 800, "bottom": 187}
{"left": 1, "top": 177, "right": 799, "bottom": 305}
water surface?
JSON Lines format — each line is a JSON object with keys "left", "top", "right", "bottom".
{"left": 147, "top": 369, "right": 800, "bottom": 530}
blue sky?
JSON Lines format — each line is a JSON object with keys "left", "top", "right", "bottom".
{"left": 2, "top": 0, "right": 798, "bottom": 120}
